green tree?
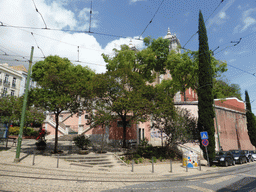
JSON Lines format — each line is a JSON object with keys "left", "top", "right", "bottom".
{"left": 89, "top": 68, "right": 154, "bottom": 148}
{"left": 151, "top": 84, "right": 197, "bottom": 147}
{"left": 197, "top": 10, "right": 215, "bottom": 163}
{"left": 167, "top": 49, "right": 227, "bottom": 101}
{"left": 103, "top": 37, "right": 171, "bottom": 83}
{"left": 30, "top": 55, "right": 95, "bottom": 153}
{"left": 213, "top": 78, "right": 242, "bottom": 100}
{"left": 245, "top": 90, "right": 256, "bottom": 147}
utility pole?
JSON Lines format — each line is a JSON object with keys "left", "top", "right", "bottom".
{"left": 14, "top": 46, "right": 34, "bottom": 163}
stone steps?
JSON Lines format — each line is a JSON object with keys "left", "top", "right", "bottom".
{"left": 58, "top": 152, "right": 126, "bottom": 168}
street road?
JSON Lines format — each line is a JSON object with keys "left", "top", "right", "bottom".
{"left": 105, "top": 162, "right": 256, "bottom": 192}
{"left": 0, "top": 162, "right": 256, "bottom": 191}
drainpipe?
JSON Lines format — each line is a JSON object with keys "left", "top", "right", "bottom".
{"left": 214, "top": 105, "right": 221, "bottom": 151}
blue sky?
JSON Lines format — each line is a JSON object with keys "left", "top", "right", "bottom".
{"left": 1, "top": 0, "right": 256, "bottom": 113}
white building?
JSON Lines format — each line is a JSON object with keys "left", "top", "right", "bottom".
{"left": 0, "top": 63, "right": 36, "bottom": 97}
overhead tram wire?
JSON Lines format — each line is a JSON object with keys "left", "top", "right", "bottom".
{"left": 31, "top": 32, "right": 46, "bottom": 58}
{"left": 89, "top": 1, "right": 92, "bottom": 33}
{"left": 182, "top": 0, "right": 225, "bottom": 49}
{"left": 32, "top": 0, "right": 47, "bottom": 29}
{"left": 0, "top": 23, "right": 143, "bottom": 42}
{"left": 139, "top": 0, "right": 165, "bottom": 39}
{"left": 0, "top": 44, "right": 29, "bottom": 62}
{"left": 3, "top": 24, "right": 112, "bottom": 54}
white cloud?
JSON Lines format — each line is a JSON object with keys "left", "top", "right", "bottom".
{"left": 0, "top": 0, "right": 141, "bottom": 74}
{"left": 219, "top": 38, "right": 223, "bottom": 43}
{"left": 207, "top": 0, "right": 235, "bottom": 28}
{"left": 130, "top": 0, "right": 145, "bottom": 3}
{"left": 219, "top": 12, "right": 226, "bottom": 19}
{"left": 238, "top": 5, "right": 241, "bottom": 9}
{"left": 229, "top": 59, "right": 236, "bottom": 63}
{"left": 234, "top": 8, "right": 256, "bottom": 33}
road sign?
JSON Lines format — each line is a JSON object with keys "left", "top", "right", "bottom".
{"left": 200, "top": 131, "right": 208, "bottom": 140}
{"left": 202, "top": 139, "right": 209, "bottom": 147}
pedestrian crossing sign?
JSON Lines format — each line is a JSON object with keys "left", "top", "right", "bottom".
{"left": 200, "top": 131, "right": 208, "bottom": 140}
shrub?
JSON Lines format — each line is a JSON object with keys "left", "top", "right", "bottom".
{"left": 138, "top": 157, "right": 144, "bottom": 163}
{"left": 73, "top": 135, "right": 91, "bottom": 150}
{"left": 134, "top": 159, "right": 138, "bottom": 164}
{"left": 8, "top": 126, "right": 20, "bottom": 135}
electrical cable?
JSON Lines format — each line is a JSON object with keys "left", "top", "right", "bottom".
{"left": 139, "top": 0, "right": 165, "bottom": 39}
{"left": 32, "top": 0, "right": 47, "bottom": 29}
{"left": 0, "top": 23, "right": 143, "bottom": 41}
{"left": 31, "top": 32, "right": 46, "bottom": 58}
{"left": 182, "top": 0, "right": 225, "bottom": 49}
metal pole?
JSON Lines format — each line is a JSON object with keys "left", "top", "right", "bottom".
{"left": 57, "top": 154, "right": 59, "bottom": 168}
{"left": 186, "top": 160, "right": 188, "bottom": 172}
{"left": 132, "top": 159, "right": 134, "bottom": 172}
{"left": 198, "top": 159, "right": 201, "bottom": 171}
{"left": 152, "top": 157, "right": 154, "bottom": 173}
{"left": 32, "top": 150, "right": 35, "bottom": 166}
{"left": 170, "top": 159, "right": 172, "bottom": 173}
{"left": 14, "top": 46, "right": 34, "bottom": 163}
{"left": 205, "top": 146, "right": 210, "bottom": 167}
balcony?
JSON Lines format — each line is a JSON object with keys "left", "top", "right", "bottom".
{"left": 12, "top": 83, "right": 16, "bottom": 88}
{"left": 3, "top": 81, "right": 10, "bottom": 87}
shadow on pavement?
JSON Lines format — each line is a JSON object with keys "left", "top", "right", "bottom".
{"left": 217, "top": 177, "right": 256, "bottom": 192}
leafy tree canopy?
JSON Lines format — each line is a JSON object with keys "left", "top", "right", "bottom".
{"left": 213, "top": 78, "right": 242, "bottom": 100}
{"left": 30, "top": 55, "right": 95, "bottom": 153}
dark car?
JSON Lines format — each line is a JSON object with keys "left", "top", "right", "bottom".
{"left": 229, "top": 150, "right": 247, "bottom": 164}
{"left": 212, "top": 151, "right": 235, "bottom": 166}
{"left": 243, "top": 150, "right": 253, "bottom": 162}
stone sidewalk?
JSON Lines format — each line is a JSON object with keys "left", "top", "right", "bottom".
{"left": 0, "top": 139, "right": 226, "bottom": 178}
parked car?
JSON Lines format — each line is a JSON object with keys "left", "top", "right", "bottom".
{"left": 229, "top": 150, "right": 247, "bottom": 164}
{"left": 249, "top": 150, "right": 256, "bottom": 161}
{"left": 212, "top": 151, "right": 235, "bottom": 166}
{"left": 243, "top": 150, "right": 253, "bottom": 162}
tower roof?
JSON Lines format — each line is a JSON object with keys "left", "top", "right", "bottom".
{"left": 164, "top": 28, "right": 175, "bottom": 39}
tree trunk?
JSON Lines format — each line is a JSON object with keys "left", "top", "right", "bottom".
{"left": 122, "top": 118, "right": 127, "bottom": 148}
{"left": 54, "top": 112, "right": 60, "bottom": 153}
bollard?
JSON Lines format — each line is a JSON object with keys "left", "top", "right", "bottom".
{"left": 198, "top": 159, "right": 201, "bottom": 171}
{"left": 170, "top": 159, "right": 172, "bottom": 173}
{"left": 186, "top": 160, "right": 188, "bottom": 172}
{"left": 32, "top": 150, "right": 35, "bottom": 166}
{"left": 132, "top": 159, "right": 134, "bottom": 172}
{"left": 57, "top": 154, "right": 59, "bottom": 168}
{"left": 152, "top": 157, "right": 154, "bottom": 173}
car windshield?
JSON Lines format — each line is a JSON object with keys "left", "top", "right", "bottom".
{"left": 230, "top": 150, "right": 240, "bottom": 154}
{"left": 216, "top": 151, "right": 226, "bottom": 155}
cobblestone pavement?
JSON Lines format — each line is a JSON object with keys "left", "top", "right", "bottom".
{"left": 0, "top": 139, "right": 232, "bottom": 191}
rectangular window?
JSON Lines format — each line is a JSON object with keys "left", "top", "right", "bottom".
{"left": 4, "top": 74, "right": 9, "bottom": 83}
{"left": 11, "top": 90, "right": 15, "bottom": 96}
{"left": 3, "top": 87, "right": 7, "bottom": 97}
{"left": 12, "top": 77, "right": 16, "bottom": 88}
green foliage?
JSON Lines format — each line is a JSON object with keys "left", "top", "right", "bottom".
{"left": 138, "top": 157, "right": 144, "bottom": 163}
{"left": 89, "top": 68, "right": 154, "bottom": 148}
{"left": 73, "top": 135, "right": 91, "bottom": 150}
{"left": 245, "top": 90, "right": 256, "bottom": 147}
{"left": 134, "top": 159, "right": 139, "bottom": 164}
{"left": 198, "top": 10, "right": 216, "bottom": 163}
{"left": 8, "top": 126, "right": 39, "bottom": 136}
{"left": 149, "top": 157, "right": 157, "bottom": 163}
{"left": 8, "top": 126, "right": 20, "bottom": 135}
{"left": 30, "top": 55, "right": 95, "bottom": 153}
{"left": 213, "top": 78, "right": 242, "bottom": 100}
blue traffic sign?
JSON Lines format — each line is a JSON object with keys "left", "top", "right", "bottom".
{"left": 202, "top": 139, "right": 209, "bottom": 146}
{"left": 200, "top": 131, "right": 208, "bottom": 140}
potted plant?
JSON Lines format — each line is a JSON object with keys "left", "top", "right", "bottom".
{"left": 35, "top": 128, "right": 47, "bottom": 150}
{"left": 73, "top": 135, "right": 91, "bottom": 154}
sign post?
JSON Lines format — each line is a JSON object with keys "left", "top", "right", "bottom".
{"left": 200, "top": 131, "right": 210, "bottom": 167}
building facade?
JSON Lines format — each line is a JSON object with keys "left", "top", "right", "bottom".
{"left": 0, "top": 63, "right": 37, "bottom": 97}
{"left": 42, "top": 29, "right": 255, "bottom": 151}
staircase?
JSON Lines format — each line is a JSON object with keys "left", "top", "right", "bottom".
{"left": 58, "top": 152, "right": 126, "bottom": 169}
